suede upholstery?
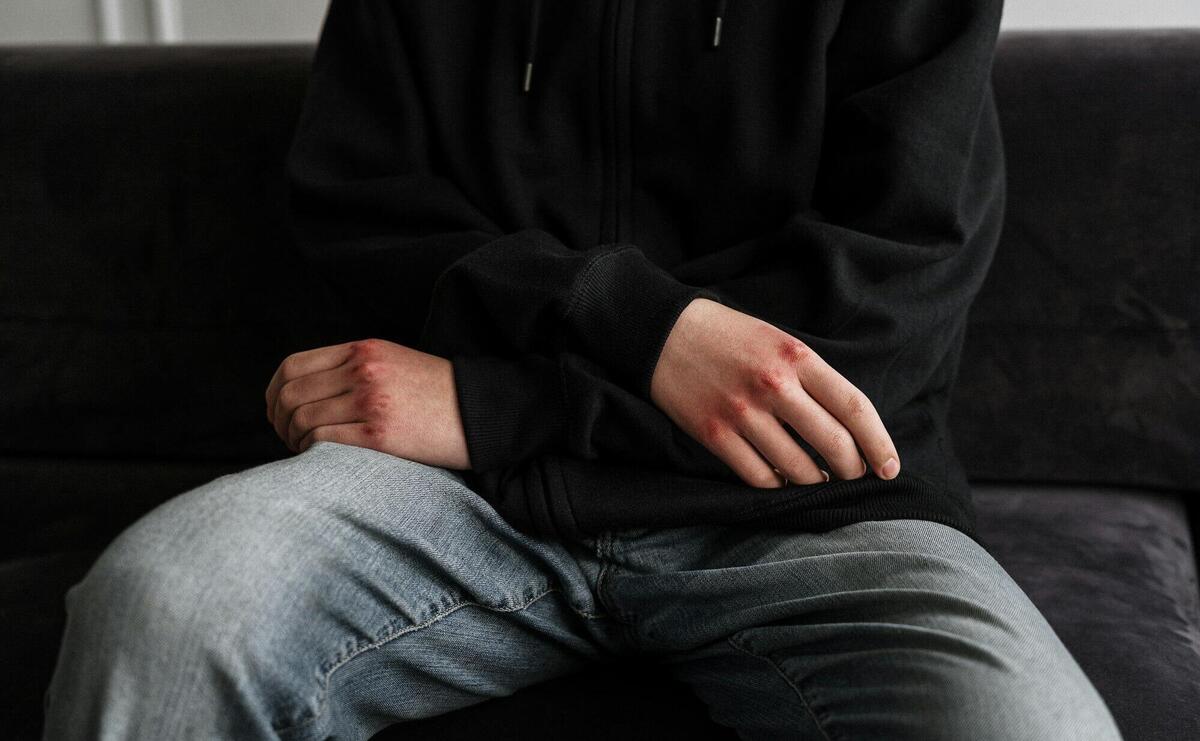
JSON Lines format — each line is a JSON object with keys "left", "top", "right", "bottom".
{"left": 1, "top": 31, "right": 1198, "bottom": 740}
{"left": 951, "top": 31, "right": 1200, "bottom": 494}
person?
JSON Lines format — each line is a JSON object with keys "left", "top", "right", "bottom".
{"left": 43, "top": 1, "right": 1124, "bottom": 738}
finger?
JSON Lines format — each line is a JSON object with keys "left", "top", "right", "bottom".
{"left": 287, "top": 391, "right": 359, "bottom": 452}
{"left": 701, "top": 422, "right": 788, "bottom": 489}
{"left": 770, "top": 385, "right": 868, "bottom": 481}
{"left": 296, "top": 421, "right": 377, "bottom": 453}
{"left": 273, "top": 366, "right": 354, "bottom": 445}
{"left": 794, "top": 356, "right": 900, "bottom": 479}
{"left": 737, "top": 410, "right": 828, "bottom": 485}
{"left": 265, "top": 341, "right": 358, "bottom": 423}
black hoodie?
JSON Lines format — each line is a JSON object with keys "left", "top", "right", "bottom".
{"left": 284, "top": 0, "right": 1006, "bottom": 547}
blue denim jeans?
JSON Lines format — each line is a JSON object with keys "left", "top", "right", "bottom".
{"left": 43, "top": 441, "right": 1122, "bottom": 740}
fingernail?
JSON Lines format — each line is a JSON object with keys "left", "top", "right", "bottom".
{"left": 881, "top": 457, "right": 899, "bottom": 479}
{"left": 820, "top": 469, "right": 830, "bottom": 482}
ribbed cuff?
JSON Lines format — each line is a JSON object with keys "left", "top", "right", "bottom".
{"left": 564, "top": 245, "right": 723, "bottom": 400}
{"left": 451, "top": 354, "right": 567, "bottom": 473}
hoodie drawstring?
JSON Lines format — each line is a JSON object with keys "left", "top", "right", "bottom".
{"left": 712, "top": 0, "right": 728, "bottom": 48}
{"left": 522, "top": 0, "right": 542, "bottom": 93}
{"left": 521, "top": 0, "right": 729, "bottom": 95}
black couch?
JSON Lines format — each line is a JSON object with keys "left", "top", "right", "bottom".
{"left": 2, "top": 30, "right": 1198, "bottom": 740}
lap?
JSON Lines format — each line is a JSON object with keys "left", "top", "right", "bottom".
{"left": 50, "top": 442, "right": 617, "bottom": 738}
{"left": 51, "top": 458, "right": 1125, "bottom": 739}
{"left": 590, "top": 518, "right": 1123, "bottom": 740}
{"left": 83, "top": 440, "right": 600, "bottom": 630}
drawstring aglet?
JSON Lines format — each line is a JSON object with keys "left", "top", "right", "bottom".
{"left": 711, "top": 16, "right": 722, "bottom": 47}
{"left": 523, "top": 61, "right": 534, "bottom": 93}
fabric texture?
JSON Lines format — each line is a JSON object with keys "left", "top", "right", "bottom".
{"left": 44, "top": 441, "right": 1121, "bottom": 740}
{"left": 972, "top": 483, "right": 1200, "bottom": 741}
{"left": 4, "top": 31, "right": 1200, "bottom": 741}
{"left": 949, "top": 30, "right": 1200, "bottom": 491}
{"left": 283, "top": 0, "right": 1007, "bottom": 544}
{"left": 3, "top": 33, "right": 1196, "bottom": 495}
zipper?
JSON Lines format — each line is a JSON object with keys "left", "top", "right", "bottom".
{"left": 599, "top": 0, "right": 634, "bottom": 245}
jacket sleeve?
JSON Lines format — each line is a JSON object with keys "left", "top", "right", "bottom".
{"left": 284, "top": 0, "right": 715, "bottom": 398}
{"left": 284, "top": 0, "right": 725, "bottom": 474}
{"left": 287, "top": 0, "right": 1006, "bottom": 478}
{"left": 449, "top": 348, "right": 733, "bottom": 478}
{"left": 444, "top": 0, "right": 1008, "bottom": 476}
{"left": 690, "top": 0, "right": 1008, "bottom": 424}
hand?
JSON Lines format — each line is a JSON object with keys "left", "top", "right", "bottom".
{"left": 264, "top": 338, "right": 471, "bottom": 470}
{"left": 650, "top": 298, "right": 900, "bottom": 488}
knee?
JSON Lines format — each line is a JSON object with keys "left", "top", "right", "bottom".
{"left": 69, "top": 527, "right": 243, "bottom": 658}
{"left": 935, "top": 660, "right": 1122, "bottom": 740}
{"left": 48, "top": 475, "right": 349, "bottom": 735}
{"left": 726, "top": 617, "right": 1122, "bottom": 741}
{"left": 60, "top": 444, "right": 466, "bottom": 660}
{"left": 880, "top": 620, "right": 1122, "bottom": 741}
{"left": 889, "top": 614, "right": 1123, "bottom": 740}
{"left": 63, "top": 484, "right": 313, "bottom": 676}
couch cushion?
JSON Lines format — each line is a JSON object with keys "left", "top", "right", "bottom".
{"left": 0, "top": 550, "right": 99, "bottom": 739}
{"left": 0, "top": 46, "right": 364, "bottom": 464}
{"left": 949, "top": 31, "right": 1200, "bottom": 493}
{"left": 973, "top": 483, "right": 1200, "bottom": 741}
{"left": 0, "top": 456, "right": 265, "bottom": 560}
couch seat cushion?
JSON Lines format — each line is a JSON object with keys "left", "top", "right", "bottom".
{"left": 973, "top": 483, "right": 1200, "bottom": 741}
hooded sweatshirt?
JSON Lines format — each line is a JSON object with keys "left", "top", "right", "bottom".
{"left": 284, "top": 0, "right": 1006, "bottom": 547}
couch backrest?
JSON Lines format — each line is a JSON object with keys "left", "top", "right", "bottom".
{"left": 0, "top": 45, "right": 356, "bottom": 461}
{"left": 1, "top": 33, "right": 1197, "bottom": 492}
{"left": 950, "top": 30, "right": 1199, "bottom": 493}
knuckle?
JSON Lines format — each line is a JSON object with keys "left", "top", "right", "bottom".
{"left": 290, "top": 404, "right": 311, "bottom": 432}
{"left": 777, "top": 337, "right": 811, "bottom": 366}
{"left": 753, "top": 366, "right": 786, "bottom": 395}
{"left": 697, "top": 417, "right": 725, "bottom": 447}
{"left": 361, "top": 423, "right": 383, "bottom": 442}
{"left": 844, "top": 390, "right": 869, "bottom": 420}
{"left": 350, "top": 338, "right": 382, "bottom": 359}
{"left": 352, "top": 360, "right": 383, "bottom": 384}
{"left": 277, "top": 381, "right": 300, "bottom": 409}
{"left": 725, "top": 396, "right": 752, "bottom": 421}
{"left": 825, "top": 425, "right": 852, "bottom": 452}
{"left": 279, "top": 355, "right": 300, "bottom": 378}
{"left": 357, "top": 390, "right": 392, "bottom": 417}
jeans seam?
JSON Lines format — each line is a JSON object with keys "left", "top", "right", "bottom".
{"left": 597, "top": 532, "right": 646, "bottom": 654}
{"left": 726, "top": 633, "right": 839, "bottom": 741}
{"left": 594, "top": 533, "right": 635, "bottom": 629}
{"left": 274, "top": 584, "right": 595, "bottom": 736}
{"left": 572, "top": 605, "right": 610, "bottom": 619}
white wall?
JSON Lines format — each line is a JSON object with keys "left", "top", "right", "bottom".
{"left": 177, "top": 0, "right": 327, "bottom": 43}
{"left": 0, "top": 0, "right": 327, "bottom": 44}
{"left": 1003, "top": 0, "right": 1200, "bottom": 29}
{"left": 1, "top": 0, "right": 1198, "bottom": 45}
{"left": 0, "top": 0, "right": 99, "bottom": 44}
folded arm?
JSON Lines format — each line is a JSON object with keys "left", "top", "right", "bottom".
{"left": 284, "top": 0, "right": 1006, "bottom": 486}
